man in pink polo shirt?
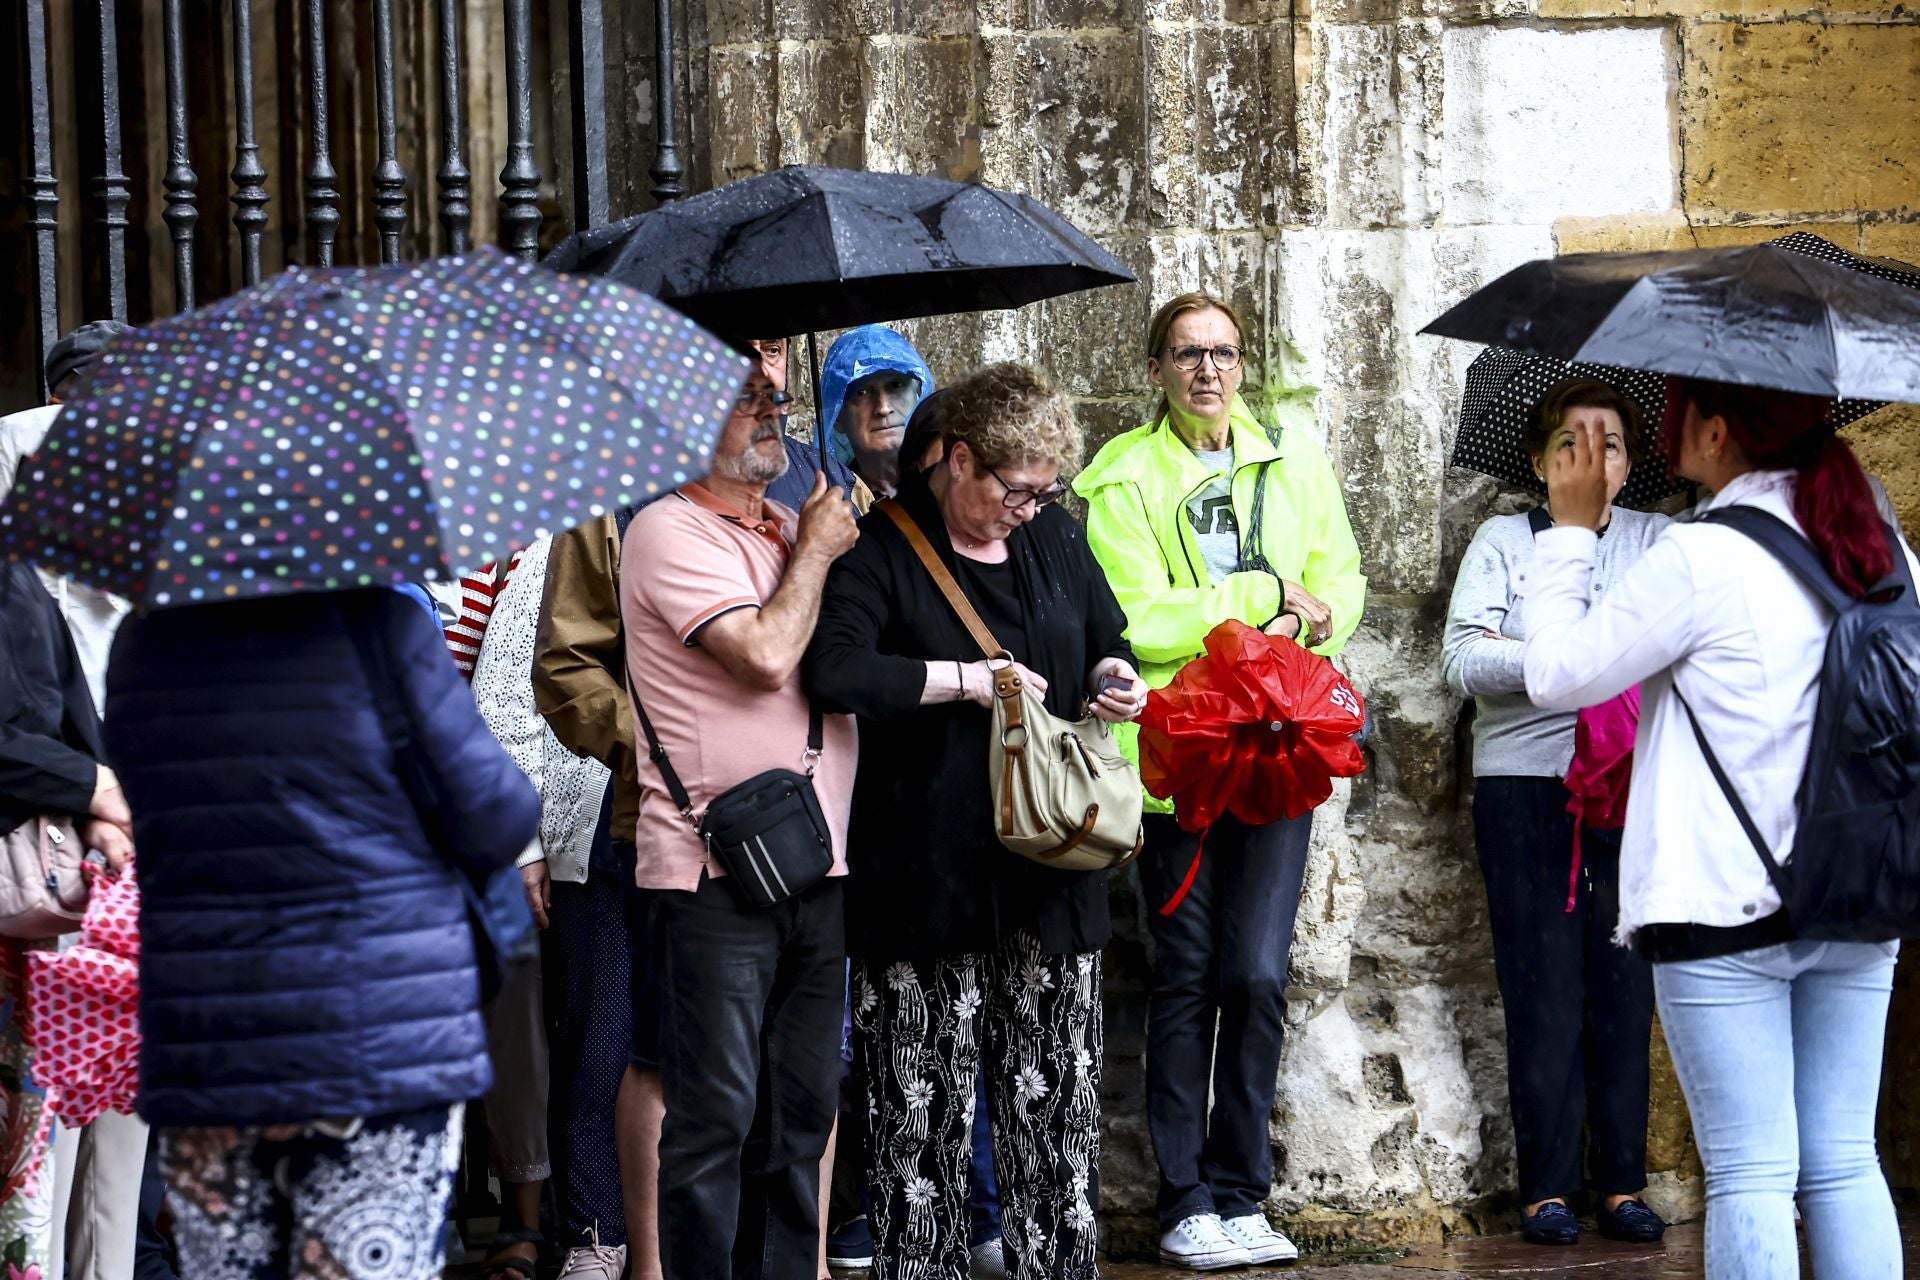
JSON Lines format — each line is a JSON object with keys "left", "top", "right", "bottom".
{"left": 619, "top": 360, "right": 859, "bottom": 1280}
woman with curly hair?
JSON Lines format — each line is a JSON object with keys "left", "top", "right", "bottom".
{"left": 806, "top": 364, "right": 1142, "bottom": 1280}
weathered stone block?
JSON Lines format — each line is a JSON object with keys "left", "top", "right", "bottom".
{"left": 704, "top": 44, "right": 780, "bottom": 181}
{"left": 862, "top": 36, "right": 981, "bottom": 178}
{"left": 1681, "top": 22, "right": 1920, "bottom": 216}
{"left": 1861, "top": 222, "right": 1920, "bottom": 267}
{"left": 1442, "top": 24, "right": 1676, "bottom": 226}
{"left": 771, "top": 40, "right": 868, "bottom": 168}
{"left": 980, "top": 32, "right": 1147, "bottom": 234}
{"left": 1317, "top": 21, "right": 1443, "bottom": 229}
{"left": 703, "top": 0, "right": 772, "bottom": 44}
{"left": 1033, "top": 0, "right": 1144, "bottom": 27}
{"left": 1537, "top": 0, "right": 1907, "bottom": 18}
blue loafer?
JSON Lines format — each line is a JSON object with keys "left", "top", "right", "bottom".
{"left": 1597, "top": 1197, "right": 1667, "bottom": 1243}
{"left": 1522, "top": 1201, "right": 1580, "bottom": 1246}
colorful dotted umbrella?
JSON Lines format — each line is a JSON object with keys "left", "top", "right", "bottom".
{"left": 0, "top": 248, "right": 747, "bottom": 608}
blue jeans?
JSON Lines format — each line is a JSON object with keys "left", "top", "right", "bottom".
{"left": 1654, "top": 939, "right": 1901, "bottom": 1280}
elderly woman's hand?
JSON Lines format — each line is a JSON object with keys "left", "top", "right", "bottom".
{"left": 1087, "top": 657, "right": 1147, "bottom": 723}
{"left": 81, "top": 818, "right": 133, "bottom": 874}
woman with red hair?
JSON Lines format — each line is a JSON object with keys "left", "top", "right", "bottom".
{"left": 1518, "top": 376, "right": 1912, "bottom": 1280}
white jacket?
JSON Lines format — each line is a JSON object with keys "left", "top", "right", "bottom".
{"left": 471, "top": 534, "right": 611, "bottom": 883}
{"left": 1519, "top": 469, "right": 1919, "bottom": 943}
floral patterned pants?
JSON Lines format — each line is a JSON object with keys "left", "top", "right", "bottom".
{"left": 156, "top": 1104, "right": 462, "bottom": 1280}
{"left": 854, "top": 933, "right": 1102, "bottom": 1280}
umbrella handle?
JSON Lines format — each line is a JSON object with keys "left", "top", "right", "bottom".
{"left": 1155, "top": 824, "right": 1209, "bottom": 916}
{"left": 808, "top": 331, "right": 825, "bottom": 469}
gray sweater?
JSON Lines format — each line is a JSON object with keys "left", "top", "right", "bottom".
{"left": 1442, "top": 506, "right": 1670, "bottom": 777}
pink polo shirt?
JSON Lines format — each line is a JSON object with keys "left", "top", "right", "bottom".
{"left": 618, "top": 483, "right": 856, "bottom": 892}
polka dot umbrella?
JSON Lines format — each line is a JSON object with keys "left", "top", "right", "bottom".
{"left": 1449, "top": 233, "right": 1920, "bottom": 510}
{"left": 1450, "top": 348, "right": 1678, "bottom": 510}
{"left": 0, "top": 248, "right": 748, "bottom": 609}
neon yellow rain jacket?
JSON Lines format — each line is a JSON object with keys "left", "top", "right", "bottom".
{"left": 1071, "top": 393, "right": 1367, "bottom": 811}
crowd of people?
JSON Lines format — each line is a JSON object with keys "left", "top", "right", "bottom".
{"left": 0, "top": 278, "right": 1909, "bottom": 1280}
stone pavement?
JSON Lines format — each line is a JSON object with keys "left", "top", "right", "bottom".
{"left": 1101, "top": 1207, "right": 1920, "bottom": 1279}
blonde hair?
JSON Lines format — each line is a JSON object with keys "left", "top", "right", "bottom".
{"left": 940, "top": 362, "right": 1084, "bottom": 474}
{"left": 1146, "top": 292, "right": 1247, "bottom": 425}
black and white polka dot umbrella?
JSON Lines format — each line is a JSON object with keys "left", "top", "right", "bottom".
{"left": 1450, "top": 348, "right": 1678, "bottom": 509}
{"left": 1448, "top": 233, "right": 1920, "bottom": 510}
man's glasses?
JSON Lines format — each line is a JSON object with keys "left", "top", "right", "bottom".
{"left": 982, "top": 459, "right": 1067, "bottom": 509}
{"left": 733, "top": 388, "right": 795, "bottom": 414}
{"left": 1164, "top": 344, "right": 1243, "bottom": 373}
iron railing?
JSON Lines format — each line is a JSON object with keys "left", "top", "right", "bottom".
{"left": 14, "top": 0, "right": 680, "bottom": 399}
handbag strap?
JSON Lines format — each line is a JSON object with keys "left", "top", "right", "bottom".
{"left": 1234, "top": 460, "right": 1278, "bottom": 577}
{"left": 341, "top": 593, "right": 452, "bottom": 858}
{"left": 878, "top": 500, "right": 1008, "bottom": 660}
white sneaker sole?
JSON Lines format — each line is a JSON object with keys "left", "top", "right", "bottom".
{"left": 1158, "top": 1246, "right": 1254, "bottom": 1270}
{"left": 1244, "top": 1240, "right": 1300, "bottom": 1263}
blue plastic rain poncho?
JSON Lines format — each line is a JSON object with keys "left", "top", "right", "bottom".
{"left": 818, "top": 325, "right": 935, "bottom": 468}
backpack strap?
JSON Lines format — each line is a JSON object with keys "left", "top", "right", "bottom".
{"left": 1235, "top": 460, "right": 1278, "bottom": 577}
{"left": 1670, "top": 683, "right": 1793, "bottom": 902}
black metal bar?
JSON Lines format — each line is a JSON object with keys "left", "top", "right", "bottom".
{"left": 648, "top": 0, "right": 684, "bottom": 202}
{"left": 230, "top": 0, "right": 269, "bottom": 285}
{"left": 23, "top": 0, "right": 59, "bottom": 396}
{"left": 303, "top": 0, "right": 339, "bottom": 268}
{"left": 436, "top": 0, "right": 471, "bottom": 253}
{"left": 370, "top": 0, "right": 406, "bottom": 262}
{"left": 499, "top": 0, "right": 541, "bottom": 258}
{"left": 568, "top": 0, "right": 609, "bottom": 228}
{"left": 93, "top": 0, "right": 131, "bottom": 321}
{"left": 162, "top": 0, "right": 197, "bottom": 309}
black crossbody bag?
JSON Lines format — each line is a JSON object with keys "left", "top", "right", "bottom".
{"left": 632, "top": 687, "right": 832, "bottom": 910}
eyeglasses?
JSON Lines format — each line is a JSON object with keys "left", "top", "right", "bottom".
{"left": 1164, "top": 344, "right": 1243, "bottom": 373}
{"left": 981, "top": 459, "right": 1067, "bottom": 509}
{"left": 733, "top": 389, "right": 794, "bottom": 414}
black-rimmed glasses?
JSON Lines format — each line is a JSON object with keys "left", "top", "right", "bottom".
{"left": 1164, "top": 344, "right": 1243, "bottom": 372}
{"left": 982, "top": 460, "right": 1067, "bottom": 509}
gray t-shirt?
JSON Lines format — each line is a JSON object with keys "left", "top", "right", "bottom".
{"left": 1185, "top": 446, "right": 1238, "bottom": 585}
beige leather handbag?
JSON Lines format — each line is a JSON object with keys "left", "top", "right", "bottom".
{"left": 0, "top": 815, "right": 88, "bottom": 938}
{"left": 881, "top": 502, "right": 1144, "bottom": 871}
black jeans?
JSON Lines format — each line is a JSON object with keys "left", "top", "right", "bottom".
{"left": 1473, "top": 775, "right": 1655, "bottom": 1205}
{"left": 1139, "top": 811, "right": 1312, "bottom": 1229}
{"left": 652, "top": 872, "right": 845, "bottom": 1280}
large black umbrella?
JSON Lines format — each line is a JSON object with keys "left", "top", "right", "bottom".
{"left": 1422, "top": 241, "right": 1920, "bottom": 402}
{"left": 1450, "top": 348, "right": 1681, "bottom": 508}
{"left": 543, "top": 165, "right": 1135, "bottom": 339}
{"left": 0, "top": 248, "right": 745, "bottom": 608}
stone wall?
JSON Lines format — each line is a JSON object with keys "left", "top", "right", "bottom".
{"left": 641, "top": 0, "right": 1920, "bottom": 1255}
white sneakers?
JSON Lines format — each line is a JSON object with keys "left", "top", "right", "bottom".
{"left": 1159, "top": 1211, "right": 1300, "bottom": 1270}
{"left": 554, "top": 1226, "right": 628, "bottom": 1280}
{"left": 1222, "top": 1212, "right": 1300, "bottom": 1264}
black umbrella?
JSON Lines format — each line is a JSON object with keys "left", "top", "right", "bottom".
{"left": 0, "top": 248, "right": 745, "bottom": 608}
{"left": 1422, "top": 241, "right": 1920, "bottom": 402}
{"left": 1450, "top": 348, "right": 1681, "bottom": 509}
{"left": 543, "top": 165, "right": 1136, "bottom": 340}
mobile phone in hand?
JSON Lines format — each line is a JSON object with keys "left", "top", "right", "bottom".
{"left": 1097, "top": 675, "right": 1132, "bottom": 696}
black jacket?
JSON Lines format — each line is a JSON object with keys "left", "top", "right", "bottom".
{"left": 804, "top": 476, "right": 1133, "bottom": 961}
{"left": 0, "top": 563, "right": 102, "bottom": 836}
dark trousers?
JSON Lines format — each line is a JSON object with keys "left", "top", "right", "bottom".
{"left": 653, "top": 873, "right": 845, "bottom": 1280}
{"left": 1139, "top": 811, "right": 1312, "bottom": 1229}
{"left": 1473, "top": 775, "right": 1655, "bottom": 1205}
{"left": 543, "top": 856, "right": 636, "bottom": 1247}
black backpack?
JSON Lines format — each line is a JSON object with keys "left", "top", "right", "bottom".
{"left": 1675, "top": 505, "right": 1920, "bottom": 942}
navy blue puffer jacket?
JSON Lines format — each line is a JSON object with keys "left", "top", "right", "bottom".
{"left": 104, "top": 589, "right": 539, "bottom": 1127}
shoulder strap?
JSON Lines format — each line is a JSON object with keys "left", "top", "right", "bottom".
{"left": 1236, "top": 460, "right": 1278, "bottom": 576}
{"left": 1670, "top": 683, "right": 1791, "bottom": 898}
{"left": 878, "top": 499, "right": 1007, "bottom": 660}
{"left": 1700, "top": 505, "right": 1854, "bottom": 613}
{"left": 341, "top": 593, "right": 450, "bottom": 855}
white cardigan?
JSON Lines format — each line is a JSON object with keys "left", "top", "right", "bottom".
{"left": 1519, "top": 470, "right": 1917, "bottom": 943}
{"left": 471, "top": 533, "right": 612, "bottom": 883}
